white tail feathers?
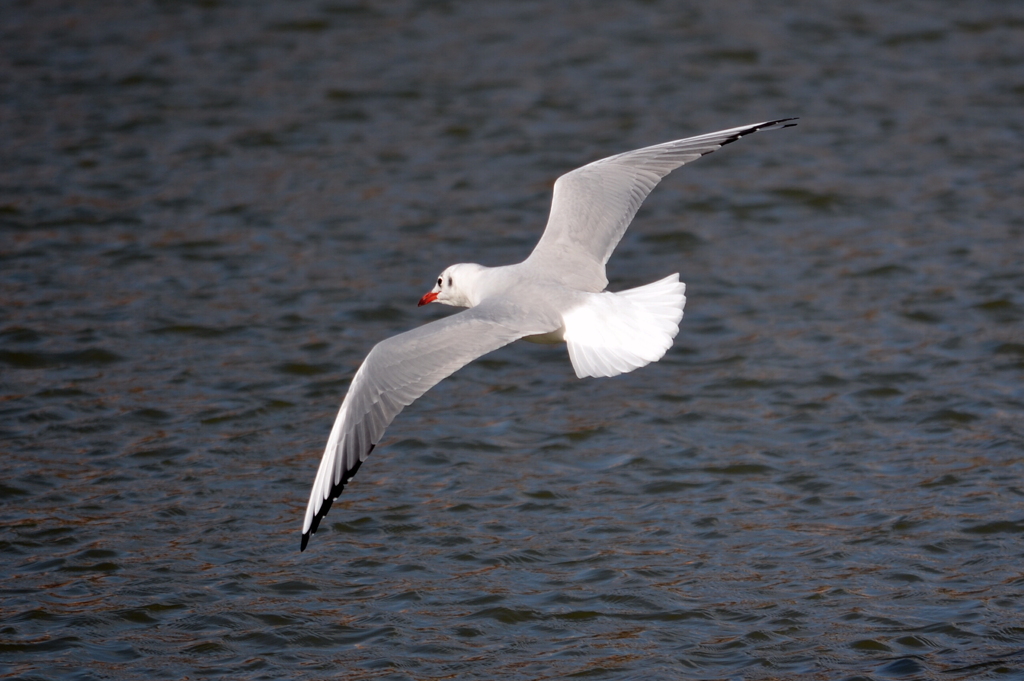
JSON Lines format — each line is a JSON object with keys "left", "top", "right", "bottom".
{"left": 563, "top": 273, "right": 686, "bottom": 378}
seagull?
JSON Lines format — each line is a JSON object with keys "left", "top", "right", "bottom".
{"left": 301, "top": 118, "right": 797, "bottom": 550}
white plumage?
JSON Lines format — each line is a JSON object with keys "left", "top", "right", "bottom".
{"left": 563, "top": 274, "right": 686, "bottom": 379}
{"left": 301, "top": 118, "right": 797, "bottom": 550}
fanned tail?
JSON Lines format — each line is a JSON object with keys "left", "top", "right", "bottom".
{"left": 563, "top": 274, "right": 686, "bottom": 379}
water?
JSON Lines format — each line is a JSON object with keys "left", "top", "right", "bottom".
{"left": 2, "top": 1, "right": 1023, "bottom": 678}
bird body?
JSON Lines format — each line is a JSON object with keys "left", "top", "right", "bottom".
{"left": 301, "top": 118, "right": 797, "bottom": 550}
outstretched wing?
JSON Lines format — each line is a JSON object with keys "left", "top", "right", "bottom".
{"left": 301, "top": 298, "right": 555, "bottom": 550}
{"left": 526, "top": 119, "right": 797, "bottom": 291}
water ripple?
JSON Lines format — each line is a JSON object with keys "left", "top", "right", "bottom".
{"left": 3, "top": 0, "right": 1024, "bottom": 679}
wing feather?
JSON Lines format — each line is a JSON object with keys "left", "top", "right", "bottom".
{"left": 526, "top": 119, "right": 797, "bottom": 291}
{"left": 300, "top": 299, "right": 549, "bottom": 550}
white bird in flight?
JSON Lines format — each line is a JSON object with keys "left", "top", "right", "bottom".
{"left": 301, "top": 118, "right": 797, "bottom": 550}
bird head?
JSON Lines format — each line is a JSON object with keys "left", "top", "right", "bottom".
{"left": 418, "top": 263, "right": 482, "bottom": 308}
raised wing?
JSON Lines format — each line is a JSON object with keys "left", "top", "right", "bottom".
{"left": 526, "top": 119, "right": 797, "bottom": 291}
{"left": 301, "top": 299, "right": 555, "bottom": 550}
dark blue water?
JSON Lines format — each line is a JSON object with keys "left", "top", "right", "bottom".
{"left": 3, "top": 1, "right": 1024, "bottom": 679}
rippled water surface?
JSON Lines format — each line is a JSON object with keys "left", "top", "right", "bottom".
{"left": 3, "top": 1, "right": 1024, "bottom": 679}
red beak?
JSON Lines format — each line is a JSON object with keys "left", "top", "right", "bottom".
{"left": 418, "top": 291, "right": 439, "bottom": 307}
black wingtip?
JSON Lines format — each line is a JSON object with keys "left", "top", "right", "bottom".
{"left": 759, "top": 116, "right": 799, "bottom": 127}
{"left": 701, "top": 118, "right": 799, "bottom": 157}
{"left": 298, "top": 447, "right": 371, "bottom": 552}
{"left": 726, "top": 117, "right": 799, "bottom": 142}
